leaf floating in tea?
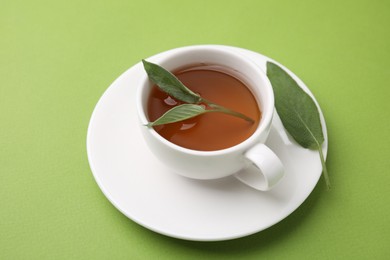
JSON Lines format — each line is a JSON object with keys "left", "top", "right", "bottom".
{"left": 147, "top": 104, "right": 208, "bottom": 127}
{"left": 142, "top": 60, "right": 202, "bottom": 104}
{"left": 266, "top": 62, "right": 330, "bottom": 189}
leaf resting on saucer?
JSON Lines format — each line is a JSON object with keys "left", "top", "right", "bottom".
{"left": 266, "top": 62, "right": 330, "bottom": 189}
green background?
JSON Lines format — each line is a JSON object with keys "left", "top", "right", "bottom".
{"left": 1, "top": 0, "right": 389, "bottom": 259}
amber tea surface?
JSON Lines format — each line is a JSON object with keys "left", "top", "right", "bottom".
{"left": 147, "top": 65, "right": 261, "bottom": 151}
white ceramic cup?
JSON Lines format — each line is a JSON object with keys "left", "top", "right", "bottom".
{"left": 136, "top": 45, "right": 284, "bottom": 191}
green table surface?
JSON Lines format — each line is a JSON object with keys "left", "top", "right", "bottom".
{"left": 1, "top": 0, "right": 389, "bottom": 259}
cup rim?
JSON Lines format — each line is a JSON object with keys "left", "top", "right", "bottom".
{"left": 136, "top": 45, "right": 274, "bottom": 156}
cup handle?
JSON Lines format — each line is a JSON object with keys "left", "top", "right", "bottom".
{"left": 234, "top": 143, "right": 284, "bottom": 191}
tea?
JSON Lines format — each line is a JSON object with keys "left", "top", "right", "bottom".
{"left": 147, "top": 65, "right": 261, "bottom": 151}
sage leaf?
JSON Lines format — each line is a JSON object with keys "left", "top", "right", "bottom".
{"left": 267, "top": 62, "right": 324, "bottom": 149}
{"left": 142, "top": 60, "right": 202, "bottom": 104}
{"left": 266, "top": 62, "right": 330, "bottom": 189}
{"left": 147, "top": 104, "right": 208, "bottom": 127}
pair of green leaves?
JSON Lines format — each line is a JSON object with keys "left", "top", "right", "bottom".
{"left": 142, "top": 59, "right": 329, "bottom": 188}
{"left": 142, "top": 60, "right": 254, "bottom": 127}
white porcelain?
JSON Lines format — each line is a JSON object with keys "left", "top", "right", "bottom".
{"left": 86, "top": 45, "right": 328, "bottom": 241}
{"left": 136, "top": 46, "right": 284, "bottom": 191}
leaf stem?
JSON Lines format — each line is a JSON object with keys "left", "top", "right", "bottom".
{"left": 201, "top": 98, "right": 255, "bottom": 123}
{"left": 318, "top": 144, "right": 331, "bottom": 190}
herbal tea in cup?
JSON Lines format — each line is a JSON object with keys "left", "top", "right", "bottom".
{"left": 147, "top": 64, "right": 261, "bottom": 151}
{"left": 136, "top": 45, "right": 284, "bottom": 191}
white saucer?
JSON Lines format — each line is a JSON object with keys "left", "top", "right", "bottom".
{"left": 86, "top": 45, "right": 328, "bottom": 241}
